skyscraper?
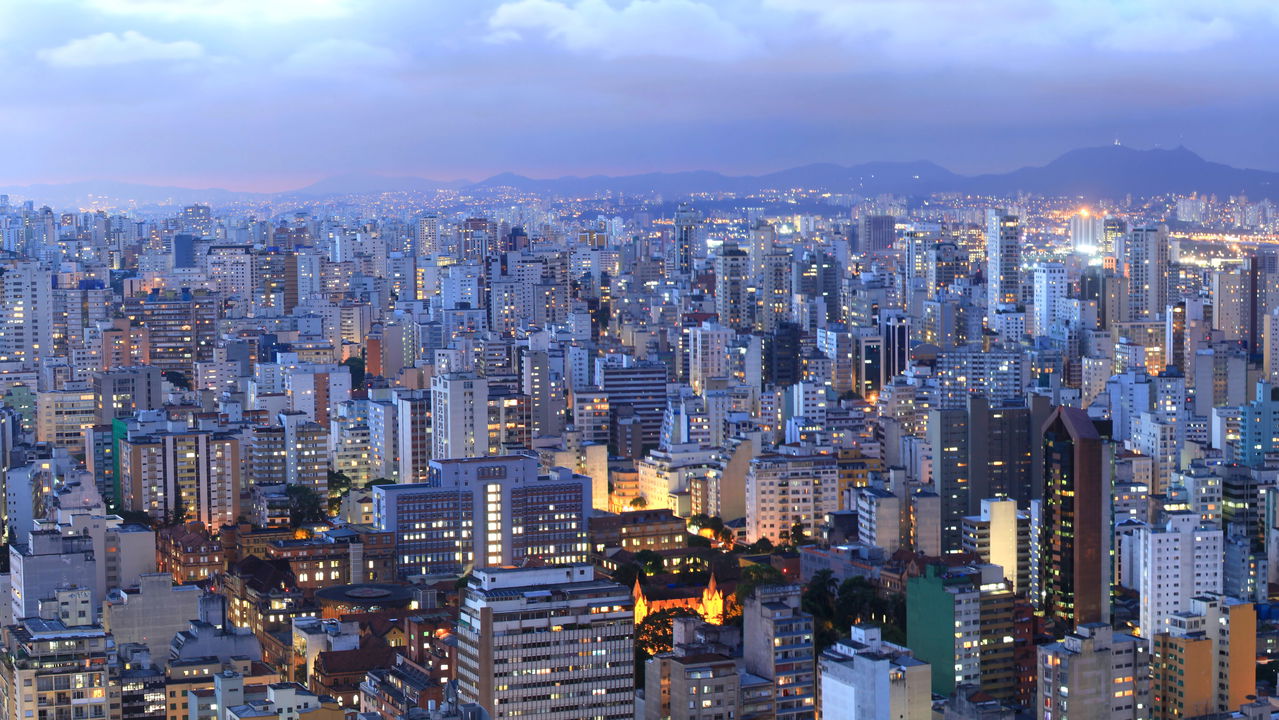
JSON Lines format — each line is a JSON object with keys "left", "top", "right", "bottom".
{"left": 1038, "top": 406, "right": 1110, "bottom": 629}
{"left": 985, "top": 210, "right": 1022, "bottom": 310}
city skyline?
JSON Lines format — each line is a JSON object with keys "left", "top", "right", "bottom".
{"left": 3, "top": 0, "right": 1278, "bottom": 189}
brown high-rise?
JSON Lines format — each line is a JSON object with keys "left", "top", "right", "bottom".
{"left": 1038, "top": 406, "right": 1110, "bottom": 629}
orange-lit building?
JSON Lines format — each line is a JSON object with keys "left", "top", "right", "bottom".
{"left": 1151, "top": 596, "right": 1256, "bottom": 720}
{"left": 157, "top": 521, "right": 225, "bottom": 584}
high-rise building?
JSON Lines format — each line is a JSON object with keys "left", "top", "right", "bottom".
{"left": 1149, "top": 595, "right": 1256, "bottom": 720}
{"left": 907, "top": 564, "right": 1016, "bottom": 701}
{"left": 119, "top": 426, "right": 241, "bottom": 526}
{"left": 673, "top": 203, "right": 702, "bottom": 277}
{"left": 746, "top": 450, "right": 839, "bottom": 544}
{"left": 373, "top": 453, "right": 591, "bottom": 576}
{"left": 1037, "top": 623, "right": 1151, "bottom": 720}
{"left": 396, "top": 388, "right": 433, "bottom": 484}
{"left": 457, "top": 565, "right": 634, "bottom": 719}
{"left": 985, "top": 211, "right": 1021, "bottom": 310}
{"left": 1038, "top": 406, "right": 1110, "bottom": 628}
{"left": 1124, "top": 225, "right": 1170, "bottom": 321}
{"left": 858, "top": 214, "right": 896, "bottom": 254}
{"left": 819, "top": 625, "right": 931, "bottom": 720}
{"left": 0, "top": 618, "right": 118, "bottom": 720}
{"left": 962, "top": 498, "right": 1032, "bottom": 595}
{"left": 1132, "top": 511, "right": 1223, "bottom": 643}
{"left": 432, "top": 372, "right": 489, "bottom": 459}
{"left": 743, "top": 585, "right": 816, "bottom": 720}
{"left": 1032, "top": 262, "right": 1067, "bottom": 337}
{"left": 0, "top": 259, "right": 54, "bottom": 368}
{"left": 713, "top": 242, "right": 751, "bottom": 330}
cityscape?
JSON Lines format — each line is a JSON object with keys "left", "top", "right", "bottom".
{"left": 4, "top": 3, "right": 1279, "bottom": 720}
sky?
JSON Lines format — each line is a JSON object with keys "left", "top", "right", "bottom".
{"left": 3, "top": 0, "right": 1278, "bottom": 191}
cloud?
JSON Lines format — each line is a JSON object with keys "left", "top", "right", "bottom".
{"left": 39, "top": 31, "right": 204, "bottom": 67}
{"left": 762, "top": 0, "right": 1257, "bottom": 63}
{"left": 82, "top": 0, "right": 349, "bottom": 23}
{"left": 279, "top": 39, "right": 400, "bottom": 76}
{"left": 488, "top": 0, "right": 753, "bottom": 61}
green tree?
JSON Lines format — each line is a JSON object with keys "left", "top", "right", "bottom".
{"left": 634, "top": 549, "right": 664, "bottom": 575}
{"left": 343, "top": 356, "right": 366, "bottom": 386}
{"left": 735, "top": 563, "right": 785, "bottom": 603}
{"left": 287, "top": 485, "right": 327, "bottom": 527}
{"left": 803, "top": 569, "right": 839, "bottom": 651}
{"left": 634, "top": 607, "right": 699, "bottom": 685}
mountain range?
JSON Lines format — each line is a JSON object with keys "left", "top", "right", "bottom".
{"left": 3, "top": 145, "right": 1275, "bottom": 208}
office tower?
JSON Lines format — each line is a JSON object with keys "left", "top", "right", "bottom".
{"left": 1038, "top": 406, "right": 1110, "bottom": 628}
{"left": 457, "top": 565, "right": 634, "bottom": 719}
{"left": 746, "top": 450, "right": 839, "bottom": 544}
{"left": 858, "top": 214, "right": 896, "bottom": 253}
{"left": 744, "top": 585, "right": 815, "bottom": 720}
{"left": 396, "top": 389, "right": 432, "bottom": 484}
{"left": 880, "top": 310, "right": 911, "bottom": 383}
{"left": 673, "top": 203, "right": 702, "bottom": 277}
{"left": 432, "top": 372, "right": 489, "bottom": 459}
{"left": 1037, "top": 624, "right": 1150, "bottom": 720}
{"left": 962, "top": 498, "right": 1032, "bottom": 595}
{"left": 985, "top": 210, "right": 1021, "bottom": 309}
{"left": 119, "top": 426, "right": 242, "bottom": 526}
{"left": 819, "top": 625, "right": 931, "bottom": 720}
{"left": 713, "top": 242, "right": 751, "bottom": 330}
{"left": 907, "top": 564, "right": 1017, "bottom": 702}
{"left": 1032, "top": 262, "right": 1066, "bottom": 337}
{"left": 1124, "top": 225, "right": 1170, "bottom": 320}
{"left": 0, "top": 259, "right": 54, "bottom": 368}
{"left": 252, "top": 248, "right": 304, "bottom": 314}
{"left": 929, "top": 396, "right": 1036, "bottom": 551}
{"left": 1149, "top": 595, "right": 1256, "bottom": 720}
{"left": 374, "top": 453, "right": 590, "bottom": 575}
{"left": 1132, "top": 511, "right": 1223, "bottom": 643}
{"left": 1069, "top": 209, "right": 1104, "bottom": 254}
{"left": 0, "top": 618, "right": 117, "bottom": 720}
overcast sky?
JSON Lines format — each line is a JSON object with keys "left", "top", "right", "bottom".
{"left": 5, "top": 0, "right": 1277, "bottom": 190}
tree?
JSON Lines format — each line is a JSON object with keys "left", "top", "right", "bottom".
{"left": 634, "top": 606, "right": 700, "bottom": 685}
{"left": 803, "top": 569, "right": 839, "bottom": 651}
{"left": 789, "top": 522, "right": 808, "bottom": 547}
{"left": 735, "top": 563, "right": 785, "bottom": 603}
{"left": 287, "top": 485, "right": 327, "bottom": 527}
{"left": 629, "top": 496, "right": 647, "bottom": 509}
{"left": 163, "top": 371, "right": 191, "bottom": 390}
{"left": 343, "top": 356, "right": 366, "bottom": 386}
{"left": 634, "top": 549, "right": 664, "bottom": 575}
{"left": 611, "top": 563, "right": 643, "bottom": 592}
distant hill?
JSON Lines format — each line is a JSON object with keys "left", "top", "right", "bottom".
{"left": 5, "top": 145, "right": 1277, "bottom": 207}
{"left": 961, "top": 145, "right": 1279, "bottom": 199}
{"left": 468, "top": 146, "right": 1279, "bottom": 199}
